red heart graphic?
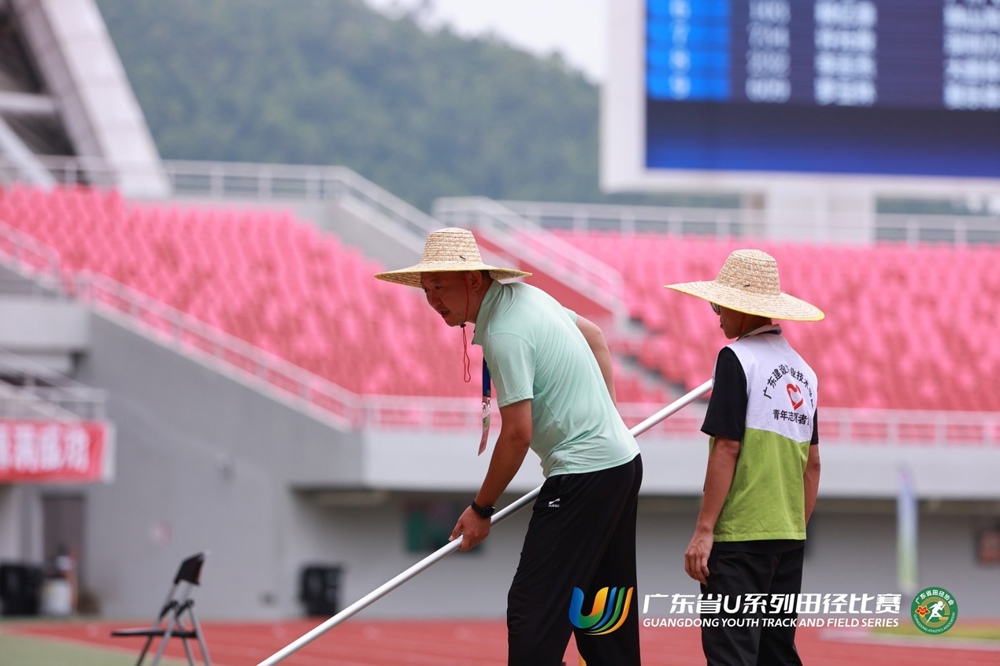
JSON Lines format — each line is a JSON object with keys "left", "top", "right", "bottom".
{"left": 786, "top": 384, "right": 804, "bottom": 410}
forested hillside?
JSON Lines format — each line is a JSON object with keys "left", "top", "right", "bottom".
{"left": 95, "top": 0, "right": 618, "bottom": 210}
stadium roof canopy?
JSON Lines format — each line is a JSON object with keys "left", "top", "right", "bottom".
{"left": 0, "top": 0, "right": 167, "bottom": 196}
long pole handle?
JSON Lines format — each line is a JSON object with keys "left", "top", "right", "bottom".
{"left": 257, "top": 378, "right": 713, "bottom": 666}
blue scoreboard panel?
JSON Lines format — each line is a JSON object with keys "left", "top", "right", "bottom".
{"left": 645, "top": 0, "right": 1000, "bottom": 177}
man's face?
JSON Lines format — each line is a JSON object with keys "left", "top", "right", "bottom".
{"left": 421, "top": 272, "right": 471, "bottom": 327}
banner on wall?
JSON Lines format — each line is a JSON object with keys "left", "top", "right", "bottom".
{"left": 0, "top": 420, "right": 114, "bottom": 483}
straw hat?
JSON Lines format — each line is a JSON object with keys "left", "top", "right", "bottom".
{"left": 664, "top": 249, "right": 824, "bottom": 322}
{"left": 374, "top": 227, "right": 531, "bottom": 288}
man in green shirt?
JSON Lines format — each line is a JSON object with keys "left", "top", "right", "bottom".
{"left": 377, "top": 228, "right": 642, "bottom": 666}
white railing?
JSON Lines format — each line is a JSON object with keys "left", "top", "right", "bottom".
{"left": 0, "top": 155, "right": 441, "bottom": 241}
{"left": 156, "top": 160, "right": 519, "bottom": 273}
{"left": 433, "top": 197, "right": 626, "bottom": 321}
{"left": 501, "top": 199, "right": 1000, "bottom": 247}
{"left": 501, "top": 199, "right": 753, "bottom": 237}
{"left": 0, "top": 384, "right": 103, "bottom": 420}
{"left": 0, "top": 221, "right": 64, "bottom": 289}
{"left": 162, "top": 159, "right": 442, "bottom": 239}
{"left": 875, "top": 213, "right": 1000, "bottom": 245}
{"left": 0, "top": 349, "right": 107, "bottom": 420}
{"left": 616, "top": 398, "right": 1000, "bottom": 446}
{"left": 4, "top": 156, "right": 999, "bottom": 248}
{"left": 819, "top": 408, "right": 1000, "bottom": 447}
{"left": 0, "top": 275, "right": 64, "bottom": 298}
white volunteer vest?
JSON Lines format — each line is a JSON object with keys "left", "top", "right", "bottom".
{"left": 714, "top": 326, "right": 819, "bottom": 542}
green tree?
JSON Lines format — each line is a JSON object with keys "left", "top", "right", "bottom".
{"left": 96, "top": 0, "right": 724, "bottom": 210}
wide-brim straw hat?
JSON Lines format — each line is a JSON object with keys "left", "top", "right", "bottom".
{"left": 374, "top": 227, "right": 531, "bottom": 288}
{"left": 664, "top": 249, "right": 824, "bottom": 322}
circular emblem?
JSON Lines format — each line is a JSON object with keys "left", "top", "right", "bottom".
{"left": 910, "top": 587, "right": 958, "bottom": 635}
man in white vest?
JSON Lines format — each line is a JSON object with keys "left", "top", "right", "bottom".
{"left": 665, "top": 249, "right": 824, "bottom": 665}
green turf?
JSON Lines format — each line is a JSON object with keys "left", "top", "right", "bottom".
{"left": 872, "top": 622, "right": 1000, "bottom": 641}
{"left": 0, "top": 627, "right": 190, "bottom": 666}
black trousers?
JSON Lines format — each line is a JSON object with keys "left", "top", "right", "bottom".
{"left": 507, "top": 455, "right": 643, "bottom": 666}
{"left": 701, "top": 546, "right": 805, "bottom": 666}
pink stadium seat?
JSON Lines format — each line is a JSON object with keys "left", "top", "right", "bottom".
{"left": 3, "top": 184, "right": 995, "bottom": 412}
{"left": 555, "top": 229, "right": 1000, "bottom": 413}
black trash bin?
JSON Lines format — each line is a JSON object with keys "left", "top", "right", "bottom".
{"left": 299, "top": 564, "right": 342, "bottom": 617}
{"left": 0, "top": 562, "right": 44, "bottom": 616}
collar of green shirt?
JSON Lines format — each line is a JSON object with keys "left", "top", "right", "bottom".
{"left": 471, "top": 280, "right": 503, "bottom": 346}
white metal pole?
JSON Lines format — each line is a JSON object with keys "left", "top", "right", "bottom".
{"left": 257, "top": 378, "right": 713, "bottom": 666}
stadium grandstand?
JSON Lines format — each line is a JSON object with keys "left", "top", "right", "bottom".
{"left": 0, "top": 0, "right": 998, "bottom": 640}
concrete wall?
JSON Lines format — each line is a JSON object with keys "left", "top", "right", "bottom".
{"left": 0, "top": 264, "right": 87, "bottom": 373}
{"left": 0, "top": 298, "right": 87, "bottom": 349}
{"left": 0, "top": 485, "right": 44, "bottom": 563}
{"left": 365, "top": 427, "right": 1000, "bottom": 501}
{"left": 74, "top": 311, "right": 363, "bottom": 618}
{"left": 802, "top": 506, "right": 1000, "bottom": 618}
{"left": 286, "top": 491, "right": 531, "bottom": 619}
{"left": 265, "top": 496, "right": 1000, "bottom": 620}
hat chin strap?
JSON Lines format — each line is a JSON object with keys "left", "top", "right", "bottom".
{"left": 460, "top": 279, "right": 472, "bottom": 383}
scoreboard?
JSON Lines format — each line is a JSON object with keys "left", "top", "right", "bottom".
{"left": 647, "top": 0, "right": 999, "bottom": 110}
{"left": 604, "top": 0, "right": 1000, "bottom": 189}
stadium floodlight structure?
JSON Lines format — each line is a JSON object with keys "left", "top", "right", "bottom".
{"left": 259, "top": 379, "right": 714, "bottom": 666}
{"left": 602, "top": 0, "right": 1000, "bottom": 242}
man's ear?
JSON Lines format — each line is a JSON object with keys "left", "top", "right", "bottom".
{"left": 467, "top": 270, "right": 483, "bottom": 291}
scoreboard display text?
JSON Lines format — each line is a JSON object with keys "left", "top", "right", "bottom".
{"left": 645, "top": 0, "right": 1000, "bottom": 177}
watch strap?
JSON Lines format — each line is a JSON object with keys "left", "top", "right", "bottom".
{"left": 470, "top": 500, "right": 495, "bottom": 519}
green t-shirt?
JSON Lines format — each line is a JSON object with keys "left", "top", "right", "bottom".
{"left": 472, "top": 281, "right": 638, "bottom": 477}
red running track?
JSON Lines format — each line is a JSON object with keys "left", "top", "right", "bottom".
{"left": 11, "top": 619, "right": 1000, "bottom": 666}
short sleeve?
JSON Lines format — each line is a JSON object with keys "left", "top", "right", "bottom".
{"left": 485, "top": 333, "right": 535, "bottom": 407}
{"left": 701, "top": 347, "right": 748, "bottom": 442}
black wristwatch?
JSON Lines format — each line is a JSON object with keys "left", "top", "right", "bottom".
{"left": 470, "top": 500, "right": 495, "bottom": 519}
